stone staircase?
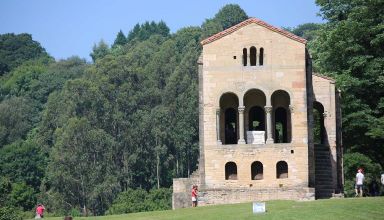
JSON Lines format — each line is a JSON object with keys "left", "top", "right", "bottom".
{"left": 314, "top": 144, "right": 334, "bottom": 199}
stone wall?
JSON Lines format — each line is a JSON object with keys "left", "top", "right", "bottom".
{"left": 172, "top": 176, "right": 199, "bottom": 209}
{"left": 198, "top": 187, "right": 315, "bottom": 206}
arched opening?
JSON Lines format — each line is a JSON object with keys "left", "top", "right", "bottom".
{"left": 259, "top": 48, "right": 264, "bottom": 66}
{"left": 275, "top": 107, "right": 287, "bottom": 143}
{"left": 313, "top": 101, "right": 325, "bottom": 144}
{"left": 243, "top": 48, "right": 247, "bottom": 66}
{"left": 276, "top": 161, "right": 288, "bottom": 179}
{"left": 220, "top": 93, "right": 239, "bottom": 145}
{"left": 271, "top": 90, "right": 291, "bottom": 143}
{"left": 251, "top": 161, "right": 263, "bottom": 180}
{"left": 244, "top": 89, "right": 266, "bottom": 144}
{"left": 250, "top": 46, "right": 257, "bottom": 66}
{"left": 249, "top": 106, "right": 265, "bottom": 131}
{"left": 225, "top": 162, "right": 238, "bottom": 180}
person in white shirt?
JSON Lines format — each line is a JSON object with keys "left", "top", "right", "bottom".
{"left": 355, "top": 168, "right": 365, "bottom": 197}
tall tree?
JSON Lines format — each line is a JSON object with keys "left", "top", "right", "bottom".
{"left": 90, "top": 40, "right": 110, "bottom": 62}
{"left": 201, "top": 4, "right": 248, "bottom": 39}
{"left": 113, "top": 30, "right": 127, "bottom": 48}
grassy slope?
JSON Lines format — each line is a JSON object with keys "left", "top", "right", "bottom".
{"left": 40, "top": 197, "right": 384, "bottom": 220}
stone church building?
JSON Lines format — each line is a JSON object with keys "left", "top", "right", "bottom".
{"left": 173, "top": 18, "right": 343, "bottom": 209}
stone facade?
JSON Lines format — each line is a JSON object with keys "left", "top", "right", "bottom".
{"left": 172, "top": 18, "right": 343, "bottom": 209}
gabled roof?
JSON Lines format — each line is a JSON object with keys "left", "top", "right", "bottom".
{"left": 201, "top": 17, "right": 307, "bottom": 45}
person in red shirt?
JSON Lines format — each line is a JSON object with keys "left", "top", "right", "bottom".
{"left": 191, "top": 185, "right": 198, "bottom": 207}
{"left": 35, "top": 204, "right": 45, "bottom": 218}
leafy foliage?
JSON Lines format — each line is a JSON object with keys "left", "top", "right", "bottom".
{"left": 312, "top": 0, "right": 384, "bottom": 163}
{"left": 113, "top": 30, "right": 128, "bottom": 48}
{"left": 0, "top": 33, "right": 49, "bottom": 76}
{"left": 0, "top": 206, "right": 22, "bottom": 220}
{"left": 343, "top": 152, "right": 382, "bottom": 197}
{"left": 201, "top": 4, "right": 248, "bottom": 39}
{"left": 311, "top": 0, "right": 384, "bottom": 196}
{"left": 107, "top": 188, "right": 172, "bottom": 215}
{"left": 1, "top": 2, "right": 382, "bottom": 217}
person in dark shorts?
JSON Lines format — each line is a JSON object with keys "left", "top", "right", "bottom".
{"left": 355, "top": 168, "right": 365, "bottom": 197}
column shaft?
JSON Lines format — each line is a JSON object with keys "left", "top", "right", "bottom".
{"left": 238, "top": 106, "right": 246, "bottom": 144}
{"left": 265, "top": 106, "right": 274, "bottom": 143}
{"left": 216, "top": 109, "right": 222, "bottom": 144}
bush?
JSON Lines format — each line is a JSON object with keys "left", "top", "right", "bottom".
{"left": 107, "top": 188, "right": 172, "bottom": 215}
{"left": 0, "top": 206, "right": 22, "bottom": 220}
{"left": 343, "top": 152, "right": 382, "bottom": 197}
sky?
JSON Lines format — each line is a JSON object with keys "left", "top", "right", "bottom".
{"left": 0, "top": 0, "right": 324, "bottom": 61}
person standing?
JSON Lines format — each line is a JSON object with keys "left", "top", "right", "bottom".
{"left": 191, "top": 185, "right": 198, "bottom": 207}
{"left": 35, "top": 204, "right": 45, "bottom": 219}
{"left": 355, "top": 168, "right": 365, "bottom": 197}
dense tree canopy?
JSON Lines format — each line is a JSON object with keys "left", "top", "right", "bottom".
{"left": 0, "top": 2, "right": 383, "bottom": 217}
{"left": 0, "top": 33, "right": 49, "bottom": 76}
{"left": 311, "top": 0, "right": 384, "bottom": 162}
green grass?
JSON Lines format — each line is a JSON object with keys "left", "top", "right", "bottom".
{"left": 38, "top": 197, "right": 384, "bottom": 220}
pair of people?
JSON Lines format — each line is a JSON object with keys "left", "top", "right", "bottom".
{"left": 191, "top": 185, "right": 198, "bottom": 207}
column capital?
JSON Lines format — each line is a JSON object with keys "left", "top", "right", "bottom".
{"left": 238, "top": 106, "right": 245, "bottom": 112}
{"left": 216, "top": 108, "right": 221, "bottom": 114}
{"left": 264, "top": 105, "right": 272, "bottom": 113}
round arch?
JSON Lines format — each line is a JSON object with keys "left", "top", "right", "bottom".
{"left": 271, "top": 90, "right": 292, "bottom": 143}
{"left": 244, "top": 89, "right": 267, "bottom": 133}
{"left": 220, "top": 93, "right": 239, "bottom": 145}
{"left": 313, "top": 101, "right": 326, "bottom": 144}
{"left": 225, "top": 161, "right": 238, "bottom": 180}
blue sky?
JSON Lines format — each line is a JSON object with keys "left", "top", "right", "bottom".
{"left": 0, "top": 0, "right": 324, "bottom": 61}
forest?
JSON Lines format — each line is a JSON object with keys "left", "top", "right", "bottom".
{"left": 0, "top": 1, "right": 383, "bottom": 219}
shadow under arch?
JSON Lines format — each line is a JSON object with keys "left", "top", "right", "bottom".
{"left": 243, "top": 89, "right": 266, "bottom": 142}
{"left": 220, "top": 92, "right": 239, "bottom": 145}
{"left": 313, "top": 101, "right": 328, "bottom": 145}
{"left": 271, "top": 90, "right": 291, "bottom": 143}
{"left": 225, "top": 161, "right": 238, "bottom": 180}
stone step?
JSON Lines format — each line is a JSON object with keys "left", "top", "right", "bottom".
{"left": 315, "top": 162, "right": 331, "bottom": 166}
{"left": 315, "top": 180, "right": 334, "bottom": 185}
{"left": 315, "top": 184, "right": 334, "bottom": 189}
{"left": 315, "top": 175, "right": 333, "bottom": 180}
{"left": 315, "top": 168, "right": 333, "bottom": 173}
{"left": 315, "top": 159, "right": 331, "bottom": 162}
{"left": 315, "top": 169, "right": 333, "bottom": 173}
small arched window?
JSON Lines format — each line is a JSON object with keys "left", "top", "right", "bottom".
{"left": 225, "top": 162, "right": 238, "bottom": 180}
{"left": 250, "top": 46, "right": 257, "bottom": 66}
{"left": 276, "top": 161, "right": 288, "bottom": 179}
{"left": 243, "top": 48, "right": 247, "bottom": 66}
{"left": 251, "top": 161, "right": 263, "bottom": 180}
{"left": 259, "top": 48, "right": 264, "bottom": 66}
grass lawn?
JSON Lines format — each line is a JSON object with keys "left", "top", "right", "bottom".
{"left": 39, "top": 197, "right": 384, "bottom": 220}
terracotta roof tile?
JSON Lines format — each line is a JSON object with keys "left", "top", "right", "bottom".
{"left": 201, "top": 17, "right": 307, "bottom": 45}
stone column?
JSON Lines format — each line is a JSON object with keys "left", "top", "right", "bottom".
{"left": 265, "top": 106, "right": 274, "bottom": 143}
{"left": 238, "top": 106, "right": 246, "bottom": 144}
{"left": 216, "top": 108, "right": 222, "bottom": 145}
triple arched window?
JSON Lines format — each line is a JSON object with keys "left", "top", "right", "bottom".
{"left": 224, "top": 161, "right": 288, "bottom": 180}
{"left": 243, "top": 47, "right": 264, "bottom": 66}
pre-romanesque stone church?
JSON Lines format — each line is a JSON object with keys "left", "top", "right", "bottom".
{"left": 173, "top": 18, "right": 343, "bottom": 209}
